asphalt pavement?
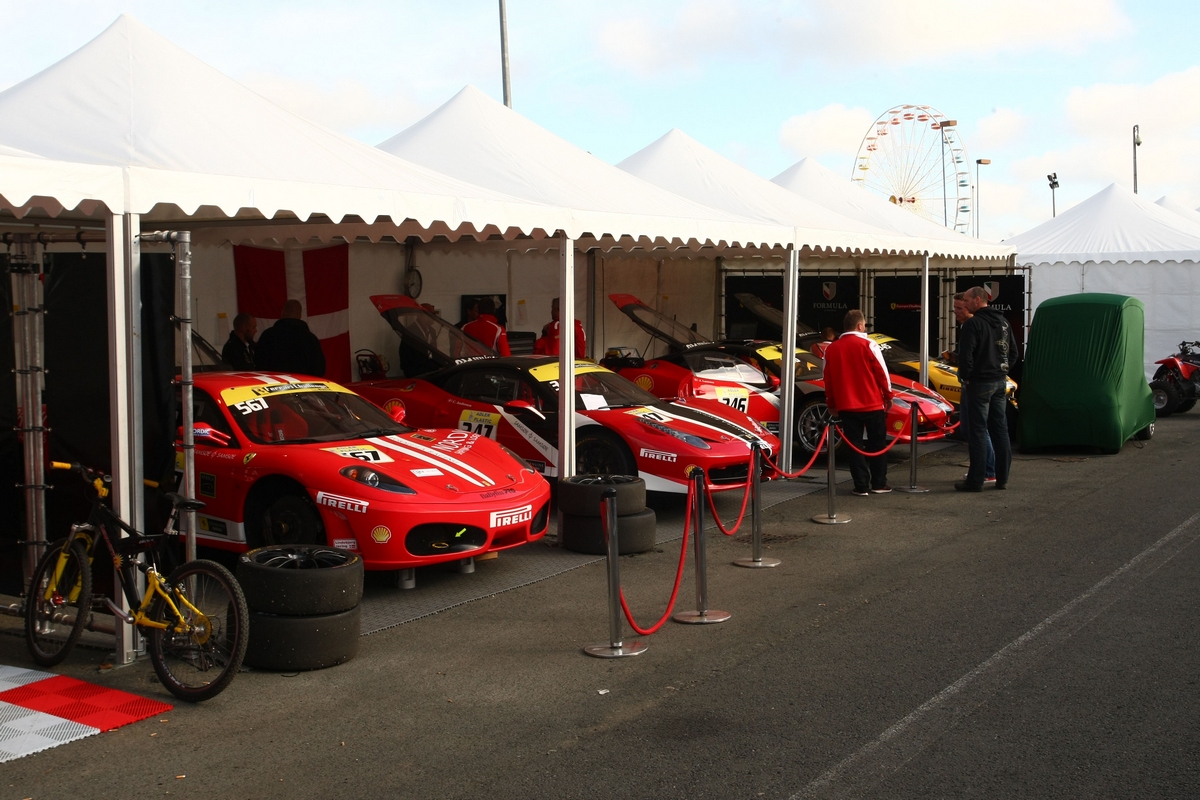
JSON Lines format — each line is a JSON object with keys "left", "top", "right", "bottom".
{"left": 3, "top": 414, "right": 1199, "bottom": 799}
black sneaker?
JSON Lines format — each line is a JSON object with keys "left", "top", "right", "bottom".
{"left": 852, "top": 487, "right": 870, "bottom": 496}
{"left": 954, "top": 481, "right": 983, "bottom": 492}
{"left": 870, "top": 485, "right": 892, "bottom": 494}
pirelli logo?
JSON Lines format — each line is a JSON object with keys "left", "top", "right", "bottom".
{"left": 316, "top": 491, "right": 369, "bottom": 514}
{"left": 639, "top": 447, "right": 678, "bottom": 463}
{"left": 490, "top": 504, "right": 533, "bottom": 528}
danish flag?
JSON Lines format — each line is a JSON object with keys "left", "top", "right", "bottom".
{"left": 233, "top": 244, "right": 351, "bottom": 382}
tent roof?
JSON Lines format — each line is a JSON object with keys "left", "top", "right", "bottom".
{"left": 1154, "top": 195, "right": 1200, "bottom": 229}
{"left": 770, "top": 157, "right": 1012, "bottom": 260}
{"left": 1006, "top": 183, "right": 1200, "bottom": 265}
{"left": 377, "top": 85, "right": 792, "bottom": 250}
{"left": 0, "top": 15, "right": 565, "bottom": 239}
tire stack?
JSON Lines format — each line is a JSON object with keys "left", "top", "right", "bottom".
{"left": 559, "top": 475, "right": 656, "bottom": 555}
{"left": 237, "top": 545, "right": 363, "bottom": 671}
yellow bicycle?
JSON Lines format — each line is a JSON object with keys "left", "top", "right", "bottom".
{"left": 24, "top": 462, "right": 248, "bottom": 702}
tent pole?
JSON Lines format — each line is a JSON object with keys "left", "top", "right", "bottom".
{"left": 9, "top": 234, "right": 46, "bottom": 589}
{"left": 498, "top": 0, "right": 512, "bottom": 108}
{"left": 919, "top": 251, "right": 930, "bottom": 386}
{"left": 558, "top": 235, "right": 575, "bottom": 480}
{"left": 778, "top": 245, "right": 799, "bottom": 473}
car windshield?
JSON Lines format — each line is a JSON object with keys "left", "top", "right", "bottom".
{"left": 683, "top": 351, "right": 770, "bottom": 387}
{"left": 222, "top": 388, "right": 409, "bottom": 445}
{"left": 756, "top": 347, "right": 825, "bottom": 381}
{"left": 384, "top": 306, "right": 496, "bottom": 363}
{"left": 571, "top": 370, "right": 661, "bottom": 410}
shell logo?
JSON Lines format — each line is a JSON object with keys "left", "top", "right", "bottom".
{"left": 635, "top": 375, "right": 654, "bottom": 391}
{"left": 370, "top": 525, "right": 392, "bottom": 544}
{"left": 893, "top": 420, "right": 904, "bottom": 431}
{"left": 684, "top": 464, "right": 702, "bottom": 477}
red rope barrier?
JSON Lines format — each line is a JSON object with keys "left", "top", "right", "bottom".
{"left": 761, "top": 426, "right": 828, "bottom": 479}
{"left": 834, "top": 410, "right": 915, "bottom": 458}
{"left": 705, "top": 474, "right": 751, "bottom": 537}
{"left": 618, "top": 481, "right": 693, "bottom": 635}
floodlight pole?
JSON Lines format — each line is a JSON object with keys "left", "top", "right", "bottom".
{"left": 975, "top": 159, "right": 990, "bottom": 239}
{"left": 1132, "top": 124, "right": 1141, "bottom": 194}
{"left": 499, "top": 0, "right": 512, "bottom": 108}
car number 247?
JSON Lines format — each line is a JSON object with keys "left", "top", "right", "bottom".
{"left": 458, "top": 410, "right": 500, "bottom": 440}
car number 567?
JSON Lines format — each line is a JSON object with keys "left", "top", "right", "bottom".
{"left": 233, "top": 397, "right": 269, "bottom": 415}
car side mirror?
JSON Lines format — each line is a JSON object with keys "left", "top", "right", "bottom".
{"left": 503, "top": 399, "right": 546, "bottom": 421}
{"left": 179, "top": 423, "right": 231, "bottom": 447}
{"left": 387, "top": 404, "right": 406, "bottom": 424}
{"left": 767, "top": 373, "right": 781, "bottom": 389}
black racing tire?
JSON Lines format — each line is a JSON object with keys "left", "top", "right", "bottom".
{"left": 261, "top": 494, "right": 324, "bottom": 547}
{"left": 237, "top": 546, "right": 363, "bottom": 616}
{"left": 795, "top": 396, "right": 843, "bottom": 461}
{"left": 575, "top": 429, "right": 637, "bottom": 478}
{"left": 561, "top": 508, "right": 657, "bottom": 556}
{"left": 1151, "top": 380, "right": 1181, "bottom": 417}
{"left": 25, "top": 539, "right": 92, "bottom": 667}
{"left": 148, "top": 560, "right": 249, "bottom": 703}
{"left": 1134, "top": 423, "right": 1155, "bottom": 441}
{"left": 558, "top": 474, "right": 646, "bottom": 517}
{"left": 1177, "top": 399, "right": 1196, "bottom": 414}
{"left": 244, "top": 605, "right": 361, "bottom": 672}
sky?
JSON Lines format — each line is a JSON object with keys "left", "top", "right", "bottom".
{"left": 0, "top": 0, "right": 1197, "bottom": 241}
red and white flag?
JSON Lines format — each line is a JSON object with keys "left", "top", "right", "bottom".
{"left": 233, "top": 244, "right": 351, "bottom": 382}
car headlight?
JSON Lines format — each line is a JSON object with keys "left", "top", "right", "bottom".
{"left": 639, "top": 418, "right": 710, "bottom": 450}
{"left": 891, "top": 398, "right": 911, "bottom": 410}
{"left": 340, "top": 465, "right": 417, "bottom": 494}
{"left": 501, "top": 445, "right": 536, "bottom": 473}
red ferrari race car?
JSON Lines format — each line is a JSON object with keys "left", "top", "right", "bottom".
{"left": 178, "top": 372, "right": 551, "bottom": 572}
{"left": 350, "top": 295, "right": 780, "bottom": 493}
{"left": 603, "top": 293, "right": 956, "bottom": 459}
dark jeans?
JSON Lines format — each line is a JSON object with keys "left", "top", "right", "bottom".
{"left": 959, "top": 397, "right": 995, "bottom": 479}
{"left": 839, "top": 409, "right": 888, "bottom": 490}
{"left": 963, "top": 379, "right": 1011, "bottom": 486}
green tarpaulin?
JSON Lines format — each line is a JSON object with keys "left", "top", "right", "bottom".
{"left": 1019, "top": 293, "right": 1155, "bottom": 452}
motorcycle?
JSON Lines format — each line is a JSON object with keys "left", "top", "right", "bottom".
{"left": 1150, "top": 340, "right": 1200, "bottom": 416}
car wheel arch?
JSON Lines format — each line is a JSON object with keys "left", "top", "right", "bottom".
{"left": 243, "top": 475, "right": 319, "bottom": 549}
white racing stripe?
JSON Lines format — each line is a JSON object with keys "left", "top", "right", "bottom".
{"left": 659, "top": 403, "right": 765, "bottom": 449}
{"left": 367, "top": 436, "right": 493, "bottom": 488}
{"left": 385, "top": 434, "right": 497, "bottom": 486}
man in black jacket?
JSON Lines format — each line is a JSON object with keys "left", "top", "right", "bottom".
{"left": 255, "top": 299, "right": 326, "bottom": 377}
{"left": 955, "top": 286, "right": 1018, "bottom": 492}
{"left": 220, "top": 313, "right": 257, "bottom": 370}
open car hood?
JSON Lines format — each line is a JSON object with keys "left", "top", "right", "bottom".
{"left": 371, "top": 294, "right": 497, "bottom": 370}
{"left": 732, "top": 293, "right": 818, "bottom": 343}
{"left": 608, "top": 293, "right": 713, "bottom": 352}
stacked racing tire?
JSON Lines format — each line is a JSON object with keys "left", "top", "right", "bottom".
{"left": 559, "top": 474, "right": 656, "bottom": 555}
{"left": 237, "top": 545, "right": 363, "bottom": 671}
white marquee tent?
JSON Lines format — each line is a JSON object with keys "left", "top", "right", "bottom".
{"left": 1006, "top": 183, "right": 1200, "bottom": 376}
{"left": 1154, "top": 195, "right": 1200, "bottom": 230}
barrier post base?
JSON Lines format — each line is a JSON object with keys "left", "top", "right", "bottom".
{"left": 396, "top": 568, "right": 416, "bottom": 590}
{"left": 672, "top": 609, "right": 731, "bottom": 624}
{"left": 894, "top": 485, "right": 930, "bottom": 494}
{"left": 583, "top": 641, "right": 648, "bottom": 659}
{"left": 733, "top": 557, "right": 780, "bottom": 568}
{"left": 811, "top": 514, "right": 851, "bottom": 524}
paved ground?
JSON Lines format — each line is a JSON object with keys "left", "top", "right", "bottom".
{"left": 2, "top": 415, "right": 1199, "bottom": 799}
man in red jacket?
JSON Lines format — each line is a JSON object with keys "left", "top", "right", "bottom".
{"left": 533, "top": 297, "right": 586, "bottom": 358}
{"left": 461, "top": 296, "right": 511, "bottom": 356}
{"left": 822, "top": 309, "right": 893, "bottom": 495}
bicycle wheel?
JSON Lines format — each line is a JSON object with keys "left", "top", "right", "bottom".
{"left": 147, "top": 559, "right": 248, "bottom": 702}
{"left": 25, "top": 539, "right": 92, "bottom": 667}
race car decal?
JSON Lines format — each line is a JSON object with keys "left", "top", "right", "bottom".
{"left": 370, "top": 526, "right": 392, "bottom": 544}
{"left": 639, "top": 447, "right": 677, "bottom": 463}
{"left": 332, "top": 538, "right": 359, "bottom": 550}
{"left": 527, "top": 361, "right": 608, "bottom": 383}
{"left": 409, "top": 433, "right": 436, "bottom": 442}
{"left": 199, "top": 473, "right": 216, "bottom": 498}
{"left": 197, "top": 516, "right": 228, "bottom": 536}
{"left": 411, "top": 467, "right": 443, "bottom": 477}
{"left": 655, "top": 403, "right": 767, "bottom": 449}
{"left": 497, "top": 408, "right": 559, "bottom": 464}
{"left": 634, "top": 375, "right": 654, "bottom": 391}
{"left": 458, "top": 409, "right": 501, "bottom": 439}
{"left": 316, "top": 491, "right": 369, "bottom": 513}
{"left": 321, "top": 444, "right": 394, "bottom": 463}
{"left": 490, "top": 504, "right": 533, "bottom": 528}
{"left": 715, "top": 385, "right": 750, "bottom": 412}
{"left": 368, "top": 436, "right": 494, "bottom": 489}
{"left": 625, "top": 407, "right": 669, "bottom": 421}
{"left": 220, "top": 380, "right": 352, "bottom": 406}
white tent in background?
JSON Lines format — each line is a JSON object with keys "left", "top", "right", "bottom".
{"left": 1154, "top": 195, "right": 1200, "bottom": 230}
{"left": 771, "top": 157, "right": 1011, "bottom": 257}
{"left": 1006, "top": 183, "right": 1200, "bottom": 376}
{"left": 377, "top": 85, "right": 790, "bottom": 252}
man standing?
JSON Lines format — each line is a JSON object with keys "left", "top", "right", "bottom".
{"left": 221, "top": 313, "right": 256, "bottom": 370}
{"left": 823, "top": 309, "right": 893, "bottom": 496}
{"left": 461, "top": 297, "right": 511, "bottom": 355}
{"left": 255, "top": 299, "right": 326, "bottom": 377}
{"left": 809, "top": 326, "right": 837, "bottom": 359}
{"left": 952, "top": 293, "right": 995, "bottom": 484}
{"left": 533, "top": 297, "right": 586, "bottom": 358}
{"left": 955, "top": 286, "right": 1018, "bottom": 491}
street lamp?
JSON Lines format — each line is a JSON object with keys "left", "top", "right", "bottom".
{"left": 1133, "top": 124, "right": 1142, "bottom": 193}
{"left": 975, "top": 158, "right": 991, "bottom": 238}
{"left": 1047, "top": 172, "right": 1059, "bottom": 218}
{"left": 939, "top": 119, "right": 958, "bottom": 227}
{"left": 499, "top": 0, "right": 512, "bottom": 108}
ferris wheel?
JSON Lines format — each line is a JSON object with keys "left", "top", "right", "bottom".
{"left": 851, "top": 105, "right": 972, "bottom": 233}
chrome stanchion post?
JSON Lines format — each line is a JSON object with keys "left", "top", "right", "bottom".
{"left": 674, "top": 469, "right": 731, "bottom": 623}
{"left": 735, "top": 443, "right": 779, "bottom": 568}
{"left": 812, "top": 422, "right": 851, "bottom": 524}
{"left": 584, "top": 488, "right": 647, "bottom": 658}
{"left": 895, "top": 402, "right": 929, "bottom": 493}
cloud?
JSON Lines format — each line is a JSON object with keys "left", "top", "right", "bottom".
{"left": 973, "top": 108, "right": 1029, "bottom": 152}
{"left": 779, "top": 103, "right": 876, "bottom": 159}
{"left": 594, "top": 0, "right": 1128, "bottom": 75}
